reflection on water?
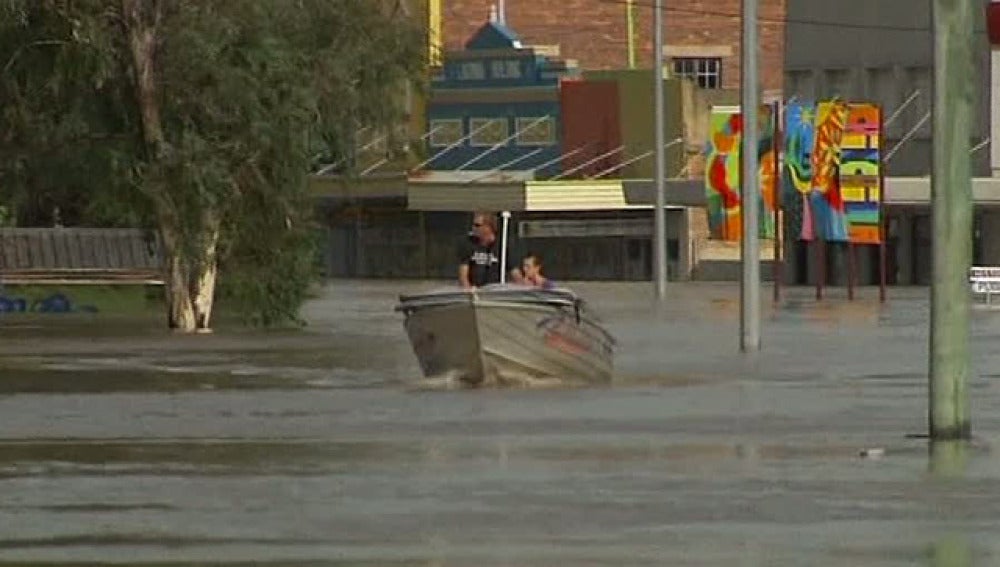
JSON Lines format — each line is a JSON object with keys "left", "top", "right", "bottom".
{"left": 931, "top": 535, "right": 972, "bottom": 567}
{"left": 2, "top": 281, "right": 1000, "bottom": 565}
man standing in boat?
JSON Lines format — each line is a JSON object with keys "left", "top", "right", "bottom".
{"left": 457, "top": 211, "right": 518, "bottom": 289}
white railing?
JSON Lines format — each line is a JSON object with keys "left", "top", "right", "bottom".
{"left": 969, "top": 266, "right": 1000, "bottom": 305}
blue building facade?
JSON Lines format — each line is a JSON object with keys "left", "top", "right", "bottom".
{"left": 426, "top": 19, "right": 579, "bottom": 177}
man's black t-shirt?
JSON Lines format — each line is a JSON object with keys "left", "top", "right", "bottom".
{"left": 457, "top": 236, "right": 503, "bottom": 287}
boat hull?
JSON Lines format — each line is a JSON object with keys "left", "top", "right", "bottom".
{"left": 398, "top": 287, "right": 614, "bottom": 386}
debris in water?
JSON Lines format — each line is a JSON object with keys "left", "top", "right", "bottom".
{"left": 860, "top": 447, "right": 885, "bottom": 459}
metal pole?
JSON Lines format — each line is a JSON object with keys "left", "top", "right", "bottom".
{"left": 588, "top": 138, "right": 682, "bottom": 180}
{"left": 413, "top": 120, "right": 500, "bottom": 171}
{"left": 740, "top": 0, "right": 760, "bottom": 351}
{"left": 848, "top": 243, "right": 856, "bottom": 301}
{"left": 653, "top": 0, "right": 667, "bottom": 300}
{"left": 879, "top": 106, "right": 888, "bottom": 303}
{"left": 550, "top": 145, "right": 625, "bottom": 180}
{"left": 886, "top": 111, "right": 931, "bottom": 162}
{"left": 929, "top": 0, "right": 975, "bottom": 441}
{"left": 464, "top": 147, "right": 546, "bottom": 183}
{"left": 528, "top": 143, "right": 593, "bottom": 177}
{"left": 626, "top": 0, "right": 637, "bottom": 69}
{"left": 773, "top": 100, "right": 783, "bottom": 303}
{"left": 592, "top": 149, "right": 654, "bottom": 179}
{"left": 885, "top": 89, "right": 922, "bottom": 128}
{"left": 500, "top": 211, "right": 511, "bottom": 284}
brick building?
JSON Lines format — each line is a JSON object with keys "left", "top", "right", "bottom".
{"left": 441, "top": 0, "right": 786, "bottom": 93}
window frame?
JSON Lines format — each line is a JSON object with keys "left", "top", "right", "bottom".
{"left": 515, "top": 117, "right": 556, "bottom": 147}
{"left": 672, "top": 57, "right": 722, "bottom": 89}
{"left": 428, "top": 119, "right": 464, "bottom": 148}
{"left": 468, "top": 117, "right": 510, "bottom": 147}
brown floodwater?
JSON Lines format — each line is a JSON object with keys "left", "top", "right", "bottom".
{"left": 1, "top": 280, "right": 999, "bottom": 565}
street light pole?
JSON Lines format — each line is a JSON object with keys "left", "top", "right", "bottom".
{"left": 653, "top": 0, "right": 667, "bottom": 300}
{"left": 740, "top": 0, "right": 761, "bottom": 351}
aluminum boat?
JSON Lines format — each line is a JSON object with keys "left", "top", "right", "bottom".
{"left": 395, "top": 284, "right": 615, "bottom": 386}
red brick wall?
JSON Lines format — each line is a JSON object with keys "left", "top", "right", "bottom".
{"left": 442, "top": 0, "right": 785, "bottom": 91}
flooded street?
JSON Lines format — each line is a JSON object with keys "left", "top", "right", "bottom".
{"left": 3, "top": 280, "right": 1000, "bottom": 565}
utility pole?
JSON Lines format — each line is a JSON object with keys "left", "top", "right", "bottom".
{"left": 740, "top": 0, "right": 760, "bottom": 351}
{"left": 627, "top": 0, "right": 637, "bottom": 69}
{"left": 929, "top": 0, "right": 976, "bottom": 440}
{"left": 653, "top": 0, "right": 667, "bottom": 300}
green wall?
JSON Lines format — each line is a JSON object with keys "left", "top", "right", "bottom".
{"left": 584, "top": 69, "right": 685, "bottom": 179}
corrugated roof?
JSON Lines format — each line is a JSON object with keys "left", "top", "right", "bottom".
{"left": 0, "top": 228, "right": 163, "bottom": 282}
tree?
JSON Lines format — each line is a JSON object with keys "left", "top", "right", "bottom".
{"left": 0, "top": 0, "right": 425, "bottom": 331}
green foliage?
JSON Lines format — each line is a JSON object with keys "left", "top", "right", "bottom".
{"left": 0, "top": 0, "right": 425, "bottom": 326}
{"left": 218, "top": 222, "right": 322, "bottom": 328}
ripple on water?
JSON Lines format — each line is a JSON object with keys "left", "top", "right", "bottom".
{"left": 3, "top": 281, "right": 1000, "bottom": 565}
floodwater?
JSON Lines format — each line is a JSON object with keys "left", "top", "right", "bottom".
{"left": 2, "top": 280, "right": 1000, "bottom": 565}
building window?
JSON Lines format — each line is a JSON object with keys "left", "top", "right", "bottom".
{"left": 490, "top": 59, "right": 523, "bottom": 80}
{"left": 515, "top": 117, "right": 555, "bottom": 146}
{"left": 455, "top": 61, "right": 485, "bottom": 81}
{"left": 672, "top": 57, "right": 722, "bottom": 89}
{"left": 469, "top": 118, "right": 509, "bottom": 147}
{"left": 429, "top": 119, "right": 463, "bottom": 147}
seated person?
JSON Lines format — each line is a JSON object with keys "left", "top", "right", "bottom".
{"left": 520, "top": 253, "right": 555, "bottom": 290}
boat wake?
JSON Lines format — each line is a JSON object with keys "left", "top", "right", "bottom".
{"left": 409, "top": 369, "right": 583, "bottom": 390}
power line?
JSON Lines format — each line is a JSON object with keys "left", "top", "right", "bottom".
{"left": 600, "top": 0, "right": 987, "bottom": 34}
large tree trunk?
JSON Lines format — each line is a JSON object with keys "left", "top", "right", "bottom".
{"left": 159, "top": 220, "right": 196, "bottom": 332}
{"left": 123, "top": 0, "right": 211, "bottom": 334}
{"left": 158, "top": 211, "right": 220, "bottom": 334}
{"left": 122, "top": 0, "right": 163, "bottom": 154}
{"left": 191, "top": 212, "right": 220, "bottom": 333}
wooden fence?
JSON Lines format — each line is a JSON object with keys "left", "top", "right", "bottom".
{"left": 0, "top": 228, "right": 164, "bottom": 284}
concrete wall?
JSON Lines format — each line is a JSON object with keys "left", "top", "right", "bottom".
{"left": 784, "top": 0, "right": 992, "bottom": 176}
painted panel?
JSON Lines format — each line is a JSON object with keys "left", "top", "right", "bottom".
{"left": 839, "top": 103, "right": 883, "bottom": 244}
{"left": 781, "top": 101, "right": 816, "bottom": 242}
{"left": 703, "top": 105, "right": 777, "bottom": 241}
{"left": 704, "top": 108, "right": 742, "bottom": 240}
{"left": 809, "top": 100, "right": 850, "bottom": 242}
{"left": 783, "top": 100, "right": 881, "bottom": 244}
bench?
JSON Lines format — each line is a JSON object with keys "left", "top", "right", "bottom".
{"left": 969, "top": 266, "right": 1000, "bottom": 304}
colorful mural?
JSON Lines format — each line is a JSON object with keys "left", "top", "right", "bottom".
{"left": 705, "top": 108, "right": 742, "bottom": 240}
{"left": 809, "top": 101, "right": 850, "bottom": 242}
{"left": 704, "top": 105, "right": 776, "bottom": 241}
{"left": 781, "top": 102, "right": 816, "bottom": 241}
{"left": 757, "top": 104, "right": 778, "bottom": 238}
{"left": 781, "top": 100, "right": 883, "bottom": 244}
{"left": 839, "top": 104, "right": 882, "bottom": 244}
